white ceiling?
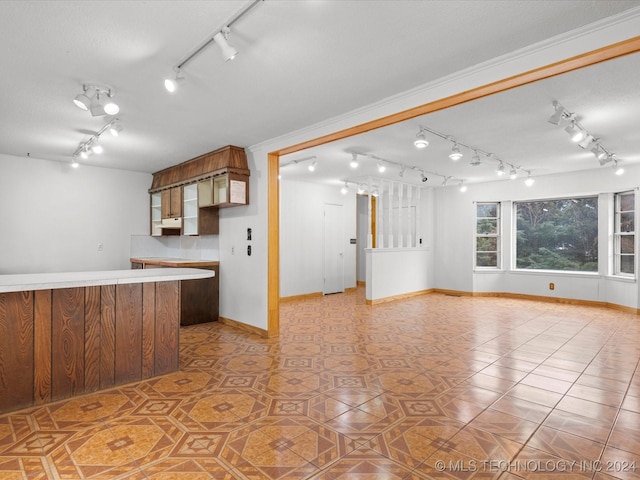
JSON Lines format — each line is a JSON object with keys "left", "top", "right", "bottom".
{"left": 1, "top": 0, "right": 638, "bottom": 179}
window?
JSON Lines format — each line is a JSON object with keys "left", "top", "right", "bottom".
{"left": 614, "top": 191, "right": 635, "bottom": 276}
{"left": 475, "top": 202, "right": 500, "bottom": 268}
{"left": 515, "top": 197, "right": 598, "bottom": 272}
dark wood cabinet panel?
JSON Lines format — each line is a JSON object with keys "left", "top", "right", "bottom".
{"left": 52, "top": 288, "right": 85, "bottom": 401}
{"left": 0, "top": 292, "right": 34, "bottom": 412}
{"left": 115, "top": 284, "right": 143, "bottom": 385}
{"left": 34, "top": 290, "right": 51, "bottom": 405}
{"left": 181, "top": 266, "right": 219, "bottom": 325}
{"left": 0, "top": 279, "right": 184, "bottom": 415}
{"left": 161, "top": 186, "right": 183, "bottom": 219}
{"left": 155, "top": 281, "right": 180, "bottom": 375}
{"left": 84, "top": 286, "right": 101, "bottom": 393}
{"left": 141, "top": 283, "right": 156, "bottom": 379}
{"left": 100, "top": 285, "right": 116, "bottom": 390}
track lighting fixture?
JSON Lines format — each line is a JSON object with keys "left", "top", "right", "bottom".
{"left": 441, "top": 177, "right": 451, "bottom": 186}
{"left": 109, "top": 120, "right": 123, "bottom": 137}
{"left": 213, "top": 27, "right": 239, "bottom": 62}
{"left": 91, "top": 142, "right": 103, "bottom": 154}
{"left": 71, "top": 158, "right": 80, "bottom": 168}
{"left": 414, "top": 129, "right": 429, "bottom": 149}
{"left": 73, "top": 84, "right": 119, "bottom": 116}
{"left": 72, "top": 118, "right": 122, "bottom": 163}
{"left": 448, "top": 142, "right": 463, "bottom": 161}
{"left": 565, "top": 121, "right": 585, "bottom": 143}
{"left": 470, "top": 151, "right": 481, "bottom": 167}
{"left": 548, "top": 102, "right": 622, "bottom": 170}
{"left": 164, "top": 1, "right": 261, "bottom": 92}
{"left": 591, "top": 143, "right": 606, "bottom": 161}
{"left": 164, "top": 69, "right": 185, "bottom": 93}
{"left": 509, "top": 166, "right": 518, "bottom": 180}
{"left": 496, "top": 162, "right": 505, "bottom": 176}
{"left": 613, "top": 160, "right": 624, "bottom": 175}
{"left": 547, "top": 101, "right": 567, "bottom": 125}
{"left": 377, "top": 162, "right": 386, "bottom": 173}
{"left": 459, "top": 181, "right": 467, "bottom": 193}
{"left": 308, "top": 160, "right": 317, "bottom": 172}
{"left": 421, "top": 172, "right": 428, "bottom": 183}
{"left": 73, "top": 85, "right": 93, "bottom": 111}
{"left": 524, "top": 173, "right": 535, "bottom": 186}
{"left": 350, "top": 153, "right": 359, "bottom": 169}
{"left": 341, "top": 182, "right": 349, "bottom": 195}
{"left": 398, "top": 165, "right": 405, "bottom": 178}
{"left": 357, "top": 185, "right": 365, "bottom": 195}
{"left": 599, "top": 154, "right": 614, "bottom": 167}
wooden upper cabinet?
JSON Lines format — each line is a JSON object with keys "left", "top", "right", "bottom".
{"left": 161, "top": 186, "right": 182, "bottom": 219}
{"left": 149, "top": 146, "right": 249, "bottom": 236}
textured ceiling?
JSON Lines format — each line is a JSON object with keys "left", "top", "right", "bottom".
{"left": 0, "top": 0, "right": 638, "bottom": 181}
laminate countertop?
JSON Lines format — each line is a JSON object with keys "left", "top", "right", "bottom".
{"left": 0, "top": 268, "right": 215, "bottom": 294}
{"left": 130, "top": 257, "right": 219, "bottom": 268}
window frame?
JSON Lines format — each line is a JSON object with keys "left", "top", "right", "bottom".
{"left": 613, "top": 190, "right": 635, "bottom": 278}
{"left": 475, "top": 202, "right": 501, "bottom": 270}
{"left": 513, "top": 195, "right": 599, "bottom": 273}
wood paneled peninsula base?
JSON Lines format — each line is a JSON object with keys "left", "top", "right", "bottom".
{"left": 0, "top": 268, "right": 215, "bottom": 415}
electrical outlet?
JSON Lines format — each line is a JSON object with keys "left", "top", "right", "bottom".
{"left": 231, "top": 246, "right": 235, "bottom": 255}
{"left": 98, "top": 243, "right": 103, "bottom": 251}
{"left": 247, "top": 245, "right": 252, "bottom": 256}
{"left": 549, "top": 282, "right": 555, "bottom": 290}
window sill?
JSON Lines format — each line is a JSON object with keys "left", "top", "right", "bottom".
{"left": 473, "top": 268, "right": 504, "bottom": 273}
{"left": 509, "top": 269, "right": 601, "bottom": 279}
{"left": 604, "top": 275, "right": 637, "bottom": 283}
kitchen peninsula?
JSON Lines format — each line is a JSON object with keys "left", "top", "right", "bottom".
{"left": 0, "top": 267, "right": 214, "bottom": 415}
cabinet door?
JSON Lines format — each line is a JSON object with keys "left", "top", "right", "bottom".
{"left": 161, "top": 187, "right": 183, "bottom": 218}
{"left": 170, "top": 187, "right": 182, "bottom": 217}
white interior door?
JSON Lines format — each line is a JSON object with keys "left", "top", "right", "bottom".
{"left": 323, "top": 203, "right": 344, "bottom": 294}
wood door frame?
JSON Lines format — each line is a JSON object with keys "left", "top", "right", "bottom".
{"left": 267, "top": 36, "right": 640, "bottom": 336}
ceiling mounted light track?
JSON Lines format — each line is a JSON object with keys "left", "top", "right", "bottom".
{"left": 73, "top": 84, "right": 119, "bottom": 116}
{"left": 71, "top": 118, "right": 122, "bottom": 165}
{"left": 163, "top": 0, "right": 262, "bottom": 93}
{"left": 548, "top": 101, "right": 620, "bottom": 170}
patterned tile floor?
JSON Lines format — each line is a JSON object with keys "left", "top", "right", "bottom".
{"left": 1, "top": 289, "right": 640, "bottom": 479}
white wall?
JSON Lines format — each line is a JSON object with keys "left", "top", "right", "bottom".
{"left": 435, "top": 165, "right": 640, "bottom": 308}
{"left": 366, "top": 248, "right": 433, "bottom": 301}
{"left": 0, "top": 154, "right": 150, "bottom": 274}
{"left": 217, "top": 149, "right": 268, "bottom": 329}
{"left": 280, "top": 179, "right": 356, "bottom": 298}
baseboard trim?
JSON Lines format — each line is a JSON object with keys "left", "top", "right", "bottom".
{"left": 280, "top": 292, "right": 323, "bottom": 303}
{"left": 366, "top": 289, "right": 434, "bottom": 305}
{"left": 432, "top": 289, "right": 639, "bottom": 314}
{"left": 345, "top": 287, "right": 358, "bottom": 294}
{"left": 219, "top": 316, "right": 270, "bottom": 338}
{"left": 356, "top": 280, "right": 366, "bottom": 286}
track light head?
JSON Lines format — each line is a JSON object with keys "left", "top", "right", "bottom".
{"left": 614, "top": 160, "right": 624, "bottom": 176}
{"left": 496, "top": 161, "right": 505, "bottom": 176}
{"left": 449, "top": 142, "right": 463, "bottom": 161}
{"left": 308, "top": 159, "right": 316, "bottom": 172}
{"left": 578, "top": 134, "right": 594, "bottom": 149}
{"left": 470, "top": 151, "right": 482, "bottom": 167}
{"left": 377, "top": 162, "right": 386, "bottom": 173}
{"left": 509, "top": 166, "right": 518, "bottom": 180}
{"left": 599, "top": 154, "right": 614, "bottom": 167}
{"left": 565, "top": 122, "right": 585, "bottom": 143}
{"left": 421, "top": 173, "right": 428, "bottom": 183}
{"left": 350, "top": 153, "right": 358, "bottom": 169}
{"left": 71, "top": 158, "right": 80, "bottom": 168}
{"left": 164, "top": 69, "right": 185, "bottom": 93}
{"left": 109, "top": 121, "right": 123, "bottom": 137}
{"left": 459, "top": 182, "right": 467, "bottom": 193}
{"left": 591, "top": 144, "right": 606, "bottom": 160}
{"left": 548, "top": 102, "right": 567, "bottom": 125}
{"left": 414, "top": 130, "right": 429, "bottom": 149}
{"left": 213, "top": 27, "right": 239, "bottom": 62}
{"left": 91, "top": 142, "right": 103, "bottom": 154}
{"left": 341, "top": 182, "right": 349, "bottom": 195}
{"left": 73, "top": 85, "right": 94, "bottom": 111}
{"left": 525, "top": 174, "right": 535, "bottom": 186}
